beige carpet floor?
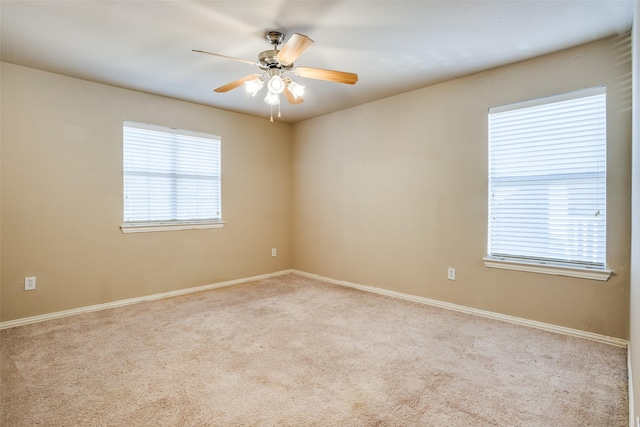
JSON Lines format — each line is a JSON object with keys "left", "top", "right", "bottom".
{"left": 1, "top": 274, "right": 628, "bottom": 426}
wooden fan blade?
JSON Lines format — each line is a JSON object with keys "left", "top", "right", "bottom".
{"left": 214, "top": 75, "right": 259, "bottom": 93}
{"left": 276, "top": 33, "right": 315, "bottom": 65}
{"left": 296, "top": 67, "right": 358, "bottom": 85}
{"left": 192, "top": 49, "right": 257, "bottom": 66}
{"left": 284, "top": 86, "right": 304, "bottom": 104}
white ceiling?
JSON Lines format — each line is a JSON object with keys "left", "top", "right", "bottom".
{"left": 0, "top": 1, "right": 635, "bottom": 123}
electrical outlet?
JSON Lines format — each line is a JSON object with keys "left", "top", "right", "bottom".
{"left": 447, "top": 268, "right": 456, "bottom": 281}
{"left": 271, "top": 248, "right": 277, "bottom": 257}
{"left": 24, "top": 276, "right": 36, "bottom": 291}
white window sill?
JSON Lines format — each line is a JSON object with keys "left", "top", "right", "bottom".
{"left": 483, "top": 257, "right": 612, "bottom": 281}
{"left": 121, "top": 221, "right": 225, "bottom": 234}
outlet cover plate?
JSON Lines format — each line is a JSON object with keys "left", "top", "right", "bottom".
{"left": 25, "top": 276, "right": 36, "bottom": 291}
{"left": 447, "top": 268, "right": 456, "bottom": 281}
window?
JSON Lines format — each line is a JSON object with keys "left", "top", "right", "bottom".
{"left": 485, "top": 86, "right": 610, "bottom": 280}
{"left": 121, "top": 121, "right": 222, "bottom": 233}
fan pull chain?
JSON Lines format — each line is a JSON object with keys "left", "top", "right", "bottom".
{"left": 278, "top": 100, "right": 281, "bottom": 118}
{"left": 270, "top": 105, "right": 274, "bottom": 123}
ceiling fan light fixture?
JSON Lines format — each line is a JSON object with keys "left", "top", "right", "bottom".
{"left": 196, "top": 31, "right": 358, "bottom": 121}
{"left": 244, "top": 78, "right": 264, "bottom": 97}
{"left": 267, "top": 75, "right": 285, "bottom": 94}
{"left": 287, "top": 80, "right": 305, "bottom": 99}
{"left": 264, "top": 90, "right": 280, "bottom": 106}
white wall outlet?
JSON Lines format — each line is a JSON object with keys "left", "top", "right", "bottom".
{"left": 447, "top": 268, "right": 456, "bottom": 281}
{"left": 24, "top": 276, "right": 36, "bottom": 291}
{"left": 271, "top": 248, "right": 277, "bottom": 257}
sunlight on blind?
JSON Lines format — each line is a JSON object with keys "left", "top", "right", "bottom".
{"left": 488, "top": 87, "right": 606, "bottom": 268}
{"left": 123, "top": 122, "right": 221, "bottom": 224}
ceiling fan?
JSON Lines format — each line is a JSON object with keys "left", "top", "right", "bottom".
{"left": 193, "top": 31, "right": 358, "bottom": 121}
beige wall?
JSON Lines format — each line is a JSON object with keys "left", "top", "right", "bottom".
{"left": 292, "top": 36, "right": 632, "bottom": 339}
{"left": 1, "top": 36, "right": 633, "bottom": 341}
{"left": 1, "top": 63, "right": 292, "bottom": 321}
{"left": 630, "top": 1, "right": 639, "bottom": 422}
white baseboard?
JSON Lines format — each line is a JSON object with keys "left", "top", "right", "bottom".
{"left": 292, "top": 270, "right": 629, "bottom": 348}
{"left": 3, "top": 268, "right": 629, "bottom": 349}
{"left": 631, "top": 347, "right": 636, "bottom": 427}
{"left": 0, "top": 269, "right": 294, "bottom": 330}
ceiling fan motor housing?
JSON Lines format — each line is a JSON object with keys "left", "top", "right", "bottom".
{"left": 258, "top": 31, "right": 293, "bottom": 70}
{"left": 258, "top": 50, "right": 282, "bottom": 69}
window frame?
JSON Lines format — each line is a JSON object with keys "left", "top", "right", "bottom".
{"left": 484, "top": 87, "right": 611, "bottom": 281}
{"left": 120, "top": 121, "right": 224, "bottom": 234}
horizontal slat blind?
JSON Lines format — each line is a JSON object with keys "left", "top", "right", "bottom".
{"left": 488, "top": 87, "right": 606, "bottom": 268}
{"left": 123, "top": 122, "right": 221, "bottom": 224}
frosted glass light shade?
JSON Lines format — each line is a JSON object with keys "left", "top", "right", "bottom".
{"left": 244, "top": 78, "right": 264, "bottom": 97}
{"left": 264, "top": 90, "right": 280, "bottom": 105}
{"left": 287, "top": 80, "right": 305, "bottom": 98}
{"left": 267, "top": 76, "right": 285, "bottom": 94}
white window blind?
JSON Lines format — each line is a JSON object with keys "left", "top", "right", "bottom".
{"left": 487, "top": 86, "right": 606, "bottom": 269}
{"left": 123, "top": 122, "right": 221, "bottom": 225}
